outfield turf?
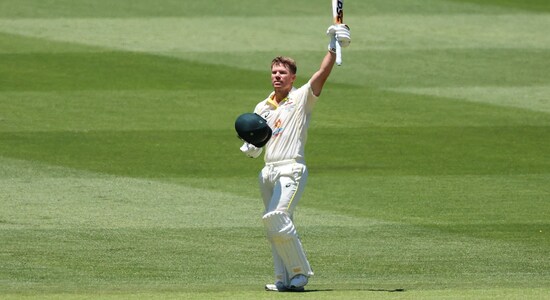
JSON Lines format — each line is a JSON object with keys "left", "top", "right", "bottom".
{"left": 1, "top": 0, "right": 549, "bottom": 299}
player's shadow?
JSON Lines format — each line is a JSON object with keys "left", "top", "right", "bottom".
{"left": 304, "top": 288, "right": 405, "bottom": 293}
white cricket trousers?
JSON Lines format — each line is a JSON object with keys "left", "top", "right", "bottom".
{"left": 259, "top": 159, "right": 308, "bottom": 216}
{"left": 259, "top": 159, "right": 309, "bottom": 284}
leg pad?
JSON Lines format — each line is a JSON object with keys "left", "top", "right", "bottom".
{"left": 262, "top": 211, "right": 313, "bottom": 277}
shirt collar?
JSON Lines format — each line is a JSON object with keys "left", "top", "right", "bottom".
{"left": 267, "top": 87, "right": 296, "bottom": 108}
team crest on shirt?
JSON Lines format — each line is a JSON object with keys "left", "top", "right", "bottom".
{"left": 272, "top": 119, "right": 284, "bottom": 137}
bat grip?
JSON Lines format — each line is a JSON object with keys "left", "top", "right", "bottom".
{"left": 335, "top": 40, "right": 342, "bottom": 66}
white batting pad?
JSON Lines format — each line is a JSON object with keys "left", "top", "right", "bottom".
{"left": 262, "top": 211, "right": 313, "bottom": 278}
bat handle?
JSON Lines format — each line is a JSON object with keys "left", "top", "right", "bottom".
{"left": 335, "top": 40, "right": 342, "bottom": 66}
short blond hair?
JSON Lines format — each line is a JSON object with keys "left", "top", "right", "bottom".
{"left": 271, "top": 56, "right": 297, "bottom": 74}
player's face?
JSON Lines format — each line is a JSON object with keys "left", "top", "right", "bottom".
{"left": 271, "top": 64, "right": 296, "bottom": 91}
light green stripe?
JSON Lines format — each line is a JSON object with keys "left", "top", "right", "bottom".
{"left": 0, "top": 156, "right": 374, "bottom": 229}
{"left": 390, "top": 86, "right": 550, "bottom": 114}
{"left": 0, "top": 14, "right": 549, "bottom": 53}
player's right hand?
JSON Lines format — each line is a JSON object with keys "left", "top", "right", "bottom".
{"left": 327, "top": 24, "right": 351, "bottom": 48}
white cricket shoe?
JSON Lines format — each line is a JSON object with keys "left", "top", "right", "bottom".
{"left": 265, "top": 281, "right": 305, "bottom": 292}
{"left": 289, "top": 274, "right": 308, "bottom": 289}
{"left": 265, "top": 281, "right": 287, "bottom": 292}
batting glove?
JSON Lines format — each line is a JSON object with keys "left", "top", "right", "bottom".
{"left": 240, "top": 142, "right": 263, "bottom": 158}
{"left": 328, "top": 35, "right": 337, "bottom": 53}
{"left": 327, "top": 24, "right": 351, "bottom": 48}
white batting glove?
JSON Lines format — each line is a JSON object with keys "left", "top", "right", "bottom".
{"left": 240, "top": 142, "right": 263, "bottom": 158}
{"left": 328, "top": 35, "right": 337, "bottom": 53}
{"left": 327, "top": 24, "right": 351, "bottom": 48}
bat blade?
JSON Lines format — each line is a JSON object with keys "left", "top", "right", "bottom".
{"left": 332, "top": 0, "right": 344, "bottom": 24}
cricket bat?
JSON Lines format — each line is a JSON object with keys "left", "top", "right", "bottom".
{"left": 332, "top": 0, "right": 344, "bottom": 66}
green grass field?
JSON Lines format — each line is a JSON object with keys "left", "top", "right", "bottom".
{"left": 1, "top": 0, "right": 549, "bottom": 299}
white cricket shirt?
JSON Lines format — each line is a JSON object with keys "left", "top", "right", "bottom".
{"left": 254, "top": 82, "right": 318, "bottom": 164}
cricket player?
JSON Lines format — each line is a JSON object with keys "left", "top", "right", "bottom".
{"left": 239, "top": 24, "right": 351, "bottom": 292}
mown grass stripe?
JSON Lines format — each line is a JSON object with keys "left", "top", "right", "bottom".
{"left": 0, "top": 15, "right": 549, "bottom": 53}
{"left": 390, "top": 86, "right": 550, "bottom": 113}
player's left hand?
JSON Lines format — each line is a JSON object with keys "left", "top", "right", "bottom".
{"left": 240, "top": 142, "right": 263, "bottom": 158}
{"left": 327, "top": 24, "right": 351, "bottom": 48}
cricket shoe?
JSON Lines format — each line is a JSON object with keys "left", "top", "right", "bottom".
{"left": 264, "top": 281, "right": 304, "bottom": 292}
{"left": 265, "top": 281, "right": 287, "bottom": 292}
{"left": 289, "top": 274, "right": 308, "bottom": 290}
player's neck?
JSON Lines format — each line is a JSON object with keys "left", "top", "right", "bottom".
{"left": 273, "top": 88, "right": 291, "bottom": 103}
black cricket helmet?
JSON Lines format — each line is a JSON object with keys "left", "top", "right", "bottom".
{"left": 235, "top": 113, "right": 272, "bottom": 148}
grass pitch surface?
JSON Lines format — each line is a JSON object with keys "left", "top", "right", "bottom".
{"left": 1, "top": 0, "right": 549, "bottom": 299}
